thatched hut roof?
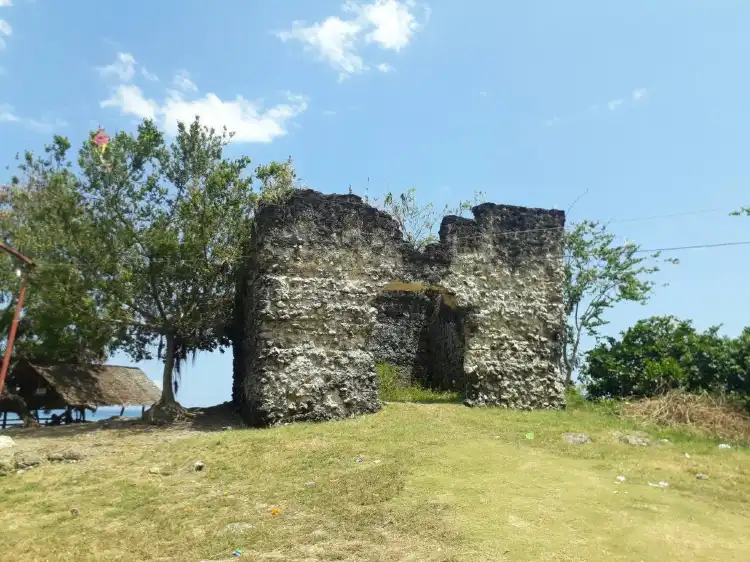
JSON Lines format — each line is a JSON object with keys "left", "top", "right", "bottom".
{"left": 1, "top": 361, "right": 161, "bottom": 410}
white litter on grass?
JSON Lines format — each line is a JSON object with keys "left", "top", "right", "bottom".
{"left": 648, "top": 481, "right": 669, "bottom": 488}
{"left": 718, "top": 444, "right": 732, "bottom": 449}
{"left": 615, "top": 475, "right": 626, "bottom": 483}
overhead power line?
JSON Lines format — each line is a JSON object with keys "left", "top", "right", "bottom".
{"left": 636, "top": 240, "right": 750, "bottom": 254}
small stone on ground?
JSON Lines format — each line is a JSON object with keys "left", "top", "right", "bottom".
{"left": 563, "top": 433, "right": 591, "bottom": 444}
{"left": 620, "top": 434, "right": 650, "bottom": 446}
{"left": 15, "top": 452, "right": 43, "bottom": 469}
{"left": 224, "top": 522, "right": 255, "bottom": 534}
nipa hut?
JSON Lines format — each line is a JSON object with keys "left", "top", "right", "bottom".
{"left": 0, "top": 360, "right": 160, "bottom": 426}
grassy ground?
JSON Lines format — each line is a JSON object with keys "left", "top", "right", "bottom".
{"left": 1, "top": 399, "right": 749, "bottom": 561}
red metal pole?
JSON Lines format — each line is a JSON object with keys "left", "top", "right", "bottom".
{"left": 0, "top": 275, "right": 28, "bottom": 396}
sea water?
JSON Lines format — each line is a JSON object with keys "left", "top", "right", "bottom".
{"left": 2, "top": 406, "right": 146, "bottom": 426}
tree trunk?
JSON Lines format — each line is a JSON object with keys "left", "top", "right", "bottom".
{"left": 160, "top": 332, "right": 177, "bottom": 405}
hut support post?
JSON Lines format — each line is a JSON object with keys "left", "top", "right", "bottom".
{"left": 0, "top": 274, "right": 29, "bottom": 396}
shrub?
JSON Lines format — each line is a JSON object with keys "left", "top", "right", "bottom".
{"left": 581, "top": 316, "right": 746, "bottom": 399}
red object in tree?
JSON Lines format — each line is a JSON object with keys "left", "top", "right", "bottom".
{"left": 93, "top": 130, "right": 110, "bottom": 148}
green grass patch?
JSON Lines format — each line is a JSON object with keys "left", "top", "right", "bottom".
{"left": 377, "top": 362, "right": 460, "bottom": 403}
{"left": 1, "top": 399, "right": 749, "bottom": 561}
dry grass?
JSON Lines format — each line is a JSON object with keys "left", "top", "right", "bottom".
{"left": 621, "top": 390, "right": 750, "bottom": 443}
{"left": 1, "top": 401, "right": 750, "bottom": 561}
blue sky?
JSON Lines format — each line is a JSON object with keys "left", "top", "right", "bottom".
{"left": 1, "top": 0, "right": 749, "bottom": 406}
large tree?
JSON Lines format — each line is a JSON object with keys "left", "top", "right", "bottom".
{"left": 3, "top": 118, "right": 297, "bottom": 419}
{"left": 562, "top": 221, "right": 672, "bottom": 385}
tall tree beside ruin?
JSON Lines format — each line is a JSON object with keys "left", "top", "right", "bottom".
{"left": 74, "top": 118, "right": 301, "bottom": 418}
{"left": 562, "top": 220, "right": 672, "bottom": 385}
{"left": 4, "top": 118, "right": 297, "bottom": 420}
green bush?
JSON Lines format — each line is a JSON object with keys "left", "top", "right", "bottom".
{"left": 581, "top": 316, "right": 750, "bottom": 399}
{"left": 376, "top": 363, "right": 459, "bottom": 403}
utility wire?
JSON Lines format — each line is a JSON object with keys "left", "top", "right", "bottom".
{"left": 9, "top": 205, "right": 747, "bottom": 270}
{"left": 636, "top": 240, "right": 750, "bottom": 254}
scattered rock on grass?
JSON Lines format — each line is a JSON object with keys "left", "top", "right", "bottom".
{"left": 0, "top": 456, "right": 14, "bottom": 476}
{"left": 149, "top": 466, "right": 162, "bottom": 475}
{"left": 194, "top": 460, "right": 205, "bottom": 472}
{"left": 224, "top": 522, "right": 255, "bottom": 534}
{"left": 14, "top": 452, "right": 43, "bottom": 469}
{"left": 615, "top": 475, "right": 626, "bottom": 483}
{"left": 70, "top": 508, "right": 79, "bottom": 517}
{"left": 48, "top": 449, "right": 85, "bottom": 463}
{"left": 696, "top": 473, "right": 709, "bottom": 480}
{"left": 620, "top": 434, "right": 650, "bottom": 447}
{"left": 303, "top": 481, "right": 316, "bottom": 487}
{"left": 718, "top": 444, "right": 732, "bottom": 449}
{"left": 563, "top": 433, "right": 591, "bottom": 444}
{"left": 0, "top": 436, "right": 15, "bottom": 450}
{"left": 648, "top": 481, "right": 669, "bottom": 488}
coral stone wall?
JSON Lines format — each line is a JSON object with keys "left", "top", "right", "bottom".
{"left": 233, "top": 190, "right": 566, "bottom": 426}
{"left": 437, "top": 204, "right": 567, "bottom": 409}
{"left": 234, "top": 190, "right": 405, "bottom": 426}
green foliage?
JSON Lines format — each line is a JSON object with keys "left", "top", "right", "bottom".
{"left": 581, "top": 316, "right": 749, "bottom": 399}
{"left": 2, "top": 118, "right": 299, "bottom": 406}
{"left": 562, "top": 220, "right": 674, "bottom": 385}
{"left": 0, "top": 137, "right": 119, "bottom": 365}
{"left": 376, "top": 363, "right": 459, "bottom": 403}
{"left": 369, "top": 187, "right": 485, "bottom": 251}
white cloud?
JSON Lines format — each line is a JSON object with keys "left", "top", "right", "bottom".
{"left": 101, "top": 83, "right": 307, "bottom": 144}
{"left": 172, "top": 70, "right": 198, "bottom": 93}
{"left": 376, "top": 62, "right": 393, "bottom": 73}
{"left": 632, "top": 87, "right": 647, "bottom": 101}
{"left": 152, "top": 379, "right": 162, "bottom": 390}
{"left": 0, "top": 1, "right": 13, "bottom": 7}
{"left": 0, "top": 19, "right": 11, "bottom": 50}
{"left": 98, "top": 52, "right": 308, "bottom": 143}
{"left": 278, "top": 17, "right": 364, "bottom": 80}
{"left": 355, "top": 0, "right": 419, "bottom": 51}
{"left": 141, "top": 67, "right": 159, "bottom": 82}
{"left": 97, "top": 52, "right": 137, "bottom": 82}
{"left": 0, "top": 102, "right": 18, "bottom": 122}
{"left": 101, "top": 84, "right": 159, "bottom": 121}
{"left": 322, "top": 109, "right": 337, "bottom": 116}
{"left": 276, "top": 0, "right": 427, "bottom": 80}
{"left": 607, "top": 98, "right": 624, "bottom": 111}
{"left": 0, "top": 103, "right": 67, "bottom": 132}
{"left": 26, "top": 117, "right": 68, "bottom": 134}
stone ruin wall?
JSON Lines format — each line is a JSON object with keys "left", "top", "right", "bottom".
{"left": 233, "top": 189, "right": 566, "bottom": 426}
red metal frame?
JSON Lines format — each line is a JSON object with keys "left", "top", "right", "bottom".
{"left": 0, "top": 242, "right": 34, "bottom": 396}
